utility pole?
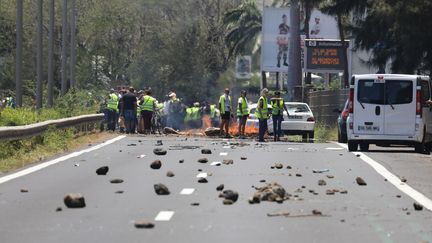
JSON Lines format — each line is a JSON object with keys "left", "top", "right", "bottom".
{"left": 36, "top": 0, "right": 43, "bottom": 109}
{"left": 70, "top": 0, "right": 76, "bottom": 88}
{"left": 15, "top": 0, "right": 23, "bottom": 107}
{"left": 48, "top": 0, "right": 55, "bottom": 107}
{"left": 61, "top": 0, "right": 68, "bottom": 95}
{"left": 288, "top": 0, "right": 302, "bottom": 101}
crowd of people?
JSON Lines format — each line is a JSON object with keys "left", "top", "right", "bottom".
{"left": 102, "top": 86, "right": 290, "bottom": 142}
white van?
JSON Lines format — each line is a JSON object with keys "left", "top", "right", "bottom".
{"left": 346, "top": 74, "right": 432, "bottom": 153}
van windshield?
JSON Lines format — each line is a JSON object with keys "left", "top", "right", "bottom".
{"left": 357, "top": 79, "right": 413, "bottom": 105}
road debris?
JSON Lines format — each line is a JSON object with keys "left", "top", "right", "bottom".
{"left": 318, "top": 180, "right": 327, "bottom": 186}
{"left": 115, "top": 190, "right": 124, "bottom": 194}
{"left": 204, "top": 127, "right": 221, "bottom": 136}
{"left": 153, "top": 148, "right": 167, "bottom": 155}
{"left": 356, "top": 177, "right": 367, "bottom": 186}
{"left": 296, "top": 173, "right": 302, "bottom": 177}
{"left": 286, "top": 165, "right": 292, "bottom": 169}
{"left": 223, "top": 159, "right": 234, "bottom": 165}
{"left": 198, "top": 178, "right": 208, "bottom": 183}
{"left": 156, "top": 140, "right": 163, "bottom": 146}
{"left": 96, "top": 166, "right": 109, "bottom": 175}
{"left": 241, "top": 157, "right": 247, "bottom": 160}
{"left": 137, "top": 154, "right": 146, "bottom": 158}
{"left": 150, "top": 160, "right": 162, "bottom": 169}
{"left": 191, "top": 202, "right": 200, "bottom": 206}
{"left": 216, "top": 184, "right": 224, "bottom": 191}
{"left": 312, "top": 209, "right": 322, "bottom": 215}
{"left": 110, "top": 179, "right": 124, "bottom": 184}
{"left": 127, "top": 144, "right": 137, "bottom": 146}
{"left": 55, "top": 207, "right": 62, "bottom": 212}
{"left": 198, "top": 158, "right": 208, "bottom": 163}
{"left": 163, "top": 127, "right": 179, "bottom": 134}
{"left": 64, "top": 193, "right": 86, "bottom": 208}
{"left": 413, "top": 202, "right": 424, "bottom": 211}
{"left": 154, "top": 184, "right": 170, "bottom": 195}
{"left": 326, "top": 189, "right": 335, "bottom": 195}
{"left": 221, "top": 190, "right": 239, "bottom": 203}
{"left": 201, "top": 149, "right": 212, "bottom": 154}
{"left": 20, "top": 188, "right": 28, "bottom": 193}
{"left": 340, "top": 190, "right": 348, "bottom": 194}
{"left": 169, "top": 145, "right": 201, "bottom": 150}
{"left": 223, "top": 199, "right": 234, "bottom": 205}
{"left": 251, "top": 182, "right": 287, "bottom": 203}
{"left": 401, "top": 177, "right": 407, "bottom": 183}
{"left": 166, "top": 171, "right": 175, "bottom": 177}
{"left": 313, "top": 169, "right": 330, "bottom": 173}
{"left": 267, "top": 211, "right": 290, "bottom": 217}
{"left": 134, "top": 221, "right": 155, "bottom": 229}
{"left": 274, "top": 163, "right": 284, "bottom": 169}
{"left": 326, "top": 175, "right": 335, "bottom": 179}
{"left": 179, "top": 159, "right": 184, "bottom": 163}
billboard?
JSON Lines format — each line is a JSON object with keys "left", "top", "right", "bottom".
{"left": 306, "top": 10, "right": 339, "bottom": 39}
{"left": 304, "top": 39, "right": 349, "bottom": 73}
{"left": 235, "top": 56, "right": 252, "bottom": 79}
{"left": 261, "top": 8, "right": 291, "bottom": 73}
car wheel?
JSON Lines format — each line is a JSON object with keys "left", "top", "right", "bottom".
{"left": 415, "top": 142, "right": 426, "bottom": 154}
{"left": 348, "top": 141, "right": 358, "bottom": 152}
{"left": 359, "top": 143, "right": 369, "bottom": 151}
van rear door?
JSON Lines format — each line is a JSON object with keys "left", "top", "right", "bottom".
{"left": 354, "top": 78, "right": 385, "bottom": 135}
{"left": 383, "top": 79, "right": 416, "bottom": 135}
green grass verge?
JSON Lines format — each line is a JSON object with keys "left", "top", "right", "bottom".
{"left": 314, "top": 123, "right": 338, "bottom": 142}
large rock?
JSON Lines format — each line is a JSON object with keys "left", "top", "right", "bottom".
{"left": 150, "top": 160, "right": 162, "bottom": 169}
{"left": 204, "top": 127, "right": 221, "bottom": 137}
{"left": 222, "top": 190, "right": 239, "bottom": 202}
{"left": 153, "top": 148, "right": 167, "bottom": 156}
{"left": 64, "top": 193, "right": 86, "bottom": 208}
{"left": 356, "top": 177, "right": 367, "bottom": 186}
{"left": 163, "top": 127, "right": 179, "bottom": 134}
{"left": 252, "top": 182, "right": 286, "bottom": 203}
{"left": 96, "top": 166, "right": 109, "bottom": 175}
{"left": 154, "top": 184, "right": 170, "bottom": 195}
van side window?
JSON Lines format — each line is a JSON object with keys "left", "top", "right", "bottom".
{"left": 421, "top": 81, "right": 431, "bottom": 106}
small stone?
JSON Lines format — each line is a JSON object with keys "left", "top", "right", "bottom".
{"left": 110, "top": 179, "right": 124, "bottom": 184}
{"left": 119, "top": 150, "right": 122, "bottom": 152}
{"left": 179, "top": 159, "right": 184, "bottom": 163}
{"left": 260, "top": 179, "right": 266, "bottom": 183}
{"left": 318, "top": 179, "right": 327, "bottom": 186}
{"left": 356, "top": 177, "right": 367, "bottom": 186}
{"left": 198, "top": 158, "right": 208, "bottom": 163}
{"left": 275, "top": 163, "right": 283, "bottom": 169}
{"left": 308, "top": 189, "right": 315, "bottom": 193}
{"left": 216, "top": 184, "right": 224, "bottom": 191}
{"left": 396, "top": 195, "right": 401, "bottom": 198}
{"left": 301, "top": 185, "right": 306, "bottom": 189}
{"left": 401, "top": 178, "right": 407, "bottom": 183}
{"left": 96, "top": 166, "right": 109, "bottom": 175}
{"left": 198, "top": 169, "right": 203, "bottom": 172}
{"left": 384, "top": 178, "right": 388, "bottom": 182}
{"left": 55, "top": 207, "right": 62, "bottom": 212}
{"left": 134, "top": 221, "right": 155, "bottom": 229}
{"left": 413, "top": 202, "right": 423, "bottom": 211}
{"left": 223, "top": 159, "right": 234, "bottom": 165}
{"left": 326, "top": 189, "right": 335, "bottom": 195}
{"left": 222, "top": 190, "right": 239, "bottom": 202}
{"left": 127, "top": 144, "right": 136, "bottom": 146}
{"left": 191, "top": 202, "right": 200, "bottom": 206}
{"left": 64, "top": 193, "right": 86, "bottom": 208}
{"left": 154, "top": 184, "right": 170, "bottom": 195}
{"left": 150, "top": 160, "right": 162, "bottom": 169}
{"left": 326, "top": 175, "right": 335, "bottom": 179}
{"left": 223, "top": 199, "right": 234, "bottom": 205}
{"left": 296, "top": 173, "right": 302, "bottom": 177}
{"left": 312, "top": 209, "right": 322, "bottom": 215}
{"left": 333, "top": 189, "right": 340, "bottom": 193}
{"left": 286, "top": 165, "right": 292, "bottom": 169}
{"left": 166, "top": 171, "right": 175, "bottom": 177}
{"left": 313, "top": 192, "right": 319, "bottom": 195}
{"left": 270, "top": 166, "right": 275, "bottom": 169}
{"left": 115, "top": 190, "right": 124, "bottom": 194}
{"left": 356, "top": 154, "right": 360, "bottom": 157}
{"left": 198, "top": 178, "right": 208, "bottom": 183}
{"left": 207, "top": 172, "right": 213, "bottom": 176}
{"left": 153, "top": 148, "right": 167, "bottom": 155}
{"left": 20, "top": 188, "right": 29, "bottom": 193}
{"left": 201, "top": 149, "right": 212, "bottom": 154}
{"left": 340, "top": 219, "right": 345, "bottom": 223}
{"left": 241, "top": 157, "right": 247, "bottom": 160}
{"left": 340, "top": 190, "right": 348, "bottom": 194}
{"left": 156, "top": 140, "right": 163, "bottom": 146}
{"left": 406, "top": 212, "right": 411, "bottom": 215}
{"left": 275, "top": 197, "right": 284, "bottom": 204}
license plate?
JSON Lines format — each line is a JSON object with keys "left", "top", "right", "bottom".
{"left": 288, "top": 115, "right": 302, "bottom": 119}
{"left": 358, "top": 125, "right": 380, "bottom": 131}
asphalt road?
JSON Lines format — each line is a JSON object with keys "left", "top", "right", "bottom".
{"left": 0, "top": 135, "right": 431, "bottom": 243}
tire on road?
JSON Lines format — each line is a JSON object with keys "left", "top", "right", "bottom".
{"left": 348, "top": 141, "right": 358, "bottom": 152}
{"left": 359, "top": 142, "right": 369, "bottom": 151}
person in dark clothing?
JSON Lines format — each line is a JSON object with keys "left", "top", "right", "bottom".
{"left": 120, "top": 87, "right": 137, "bottom": 134}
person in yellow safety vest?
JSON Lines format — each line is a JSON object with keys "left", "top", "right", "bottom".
{"left": 219, "top": 88, "right": 233, "bottom": 138}
{"left": 185, "top": 102, "right": 202, "bottom": 129}
{"left": 106, "top": 89, "right": 119, "bottom": 131}
{"left": 255, "top": 88, "right": 269, "bottom": 142}
{"left": 140, "top": 88, "right": 157, "bottom": 134}
{"left": 271, "top": 91, "right": 289, "bottom": 141}
{"left": 236, "top": 90, "right": 249, "bottom": 139}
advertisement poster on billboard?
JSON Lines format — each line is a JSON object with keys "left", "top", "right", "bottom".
{"left": 235, "top": 56, "right": 252, "bottom": 79}
{"left": 307, "top": 10, "right": 339, "bottom": 39}
{"left": 261, "top": 8, "right": 290, "bottom": 73}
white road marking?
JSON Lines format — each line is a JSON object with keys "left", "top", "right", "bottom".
{"left": 326, "top": 147, "right": 344, "bottom": 151}
{"left": 196, "top": 173, "right": 207, "bottom": 178}
{"left": 336, "top": 142, "right": 432, "bottom": 211}
{"left": 180, "top": 188, "right": 195, "bottom": 195}
{"left": 223, "top": 146, "right": 231, "bottom": 149}
{"left": 155, "top": 211, "right": 174, "bottom": 221}
{"left": 0, "top": 135, "right": 126, "bottom": 185}
{"left": 210, "top": 161, "right": 222, "bottom": 166}
{"left": 219, "top": 152, "right": 228, "bottom": 156}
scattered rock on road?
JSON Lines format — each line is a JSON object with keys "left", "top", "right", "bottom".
{"left": 312, "top": 209, "right": 322, "bottom": 215}
{"left": 413, "top": 202, "right": 424, "bottom": 211}
{"left": 216, "top": 184, "right": 224, "bottom": 191}
{"left": 401, "top": 177, "right": 407, "bottom": 183}
{"left": 274, "top": 163, "right": 283, "bottom": 169}
{"left": 191, "top": 202, "right": 200, "bottom": 206}
{"left": 96, "top": 166, "right": 109, "bottom": 175}
{"left": 55, "top": 207, "right": 62, "bottom": 212}
{"left": 110, "top": 179, "right": 124, "bottom": 184}
{"left": 241, "top": 157, "right": 247, "bottom": 160}
{"left": 198, "top": 178, "right": 208, "bottom": 183}
{"left": 286, "top": 165, "right": 292, "bottom": 169}
{"left": 134, "top": 221, "right": 155, "bottom": 229}
{"left": 296, "top": 173, "right": 302, "bottom": 177}
{"left": 252, "top": 182, "right": 286, "bottom": 203}
{"left": 356, "top": 177, "right": 367, "bottom": 186}
{"left": 179, "top": 159, "right": 184, "bottom": 163}
{"left": 222, "top": 190, "right": 239, "bottom": 202}
{"left": 326, "top": 189, "right": 335, "bottom": 195}
{"left": 204, "top": 127, "right": 221, "bottom": 136}
{"left": 201, "top": 149, "right": 212, "bottom": 154}
{"left": 20, "top": 188, "right": 29, "bottom": 193}
{"left": 156, "top": 140, "right": 163, "bottom": 146}
{"left": 318, "top": 180, "right": 327, "bottom": 186}
{"left": 150, "top": 160, "right": 162, "bottom": 169}
{"left": 64, "top": 193, "right": 86, "bottom": 208}
{"left": 154, "top": 184, "right": 170, "bottom": 195}
{"left": 163, "top": 127, "right": 179, "bottom": 134}
{"left": 223, "top": 199, "right": 234, "bottom": 205}
{"left": 198, "top": 158, "right": 208, "bottom": 163}
{"left": 153, "top": 148, "right": 167, "bottom": 156}
{"left": 115, "top": 190, "right": 124, "bottom": 194}
{"left": 223, "top": 159, "right": 234, "bottom": 165}
{"left": 166, "top": 171, "right": 175, "bottom": 177}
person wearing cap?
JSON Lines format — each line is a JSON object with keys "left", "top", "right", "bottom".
{"left": 119, "top": 87, "right": 137, "bottom": 134}
{"left": 219, "top": 88, "right": 233, "bottom": 138}
{"left": 255, "top": 88, "right": 269, "bottom": 142}
{"left": 236, "top": 90, "right": 249, "bottom": 139}
{"left": 139, "top": 88, "right": 157, "bottom": 134}
{"left": 106, "top": 88, "right": 119, "bottom": 132}
{"left": 271, "top": 91, "right": 289, "bottom": 141}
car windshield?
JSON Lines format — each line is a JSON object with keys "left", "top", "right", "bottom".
{"left": 287, "top": 104, "right": 310, "bottom": 113}
{"left": 358, "top": 79, "right": 413, "bottom": 105}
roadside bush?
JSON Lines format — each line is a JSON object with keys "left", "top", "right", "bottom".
{"left": 314, "top": 123, "right": 338, "bottom": 142}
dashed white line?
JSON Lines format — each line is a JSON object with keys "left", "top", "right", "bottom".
{"left": 336, "top": 142, "right": 432, "bottom": 211}
{"left": 196, "top": 173, "right": 207, "bottom": 178}
{"left": 326, "top": 147, "right": 344, "bottom": 150}
{"left": 155, "top": 211, "right": 174, "bottom": 221}
{"left": 180, "top": 188, "right": 195, "bottom": 195}
{"left": 0, "top": 135, "right": 126, "bottom": 185}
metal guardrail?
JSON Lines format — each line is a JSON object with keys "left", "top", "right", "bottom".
{"left": 0, "top": 114, "right": 104, "bottom": 142}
